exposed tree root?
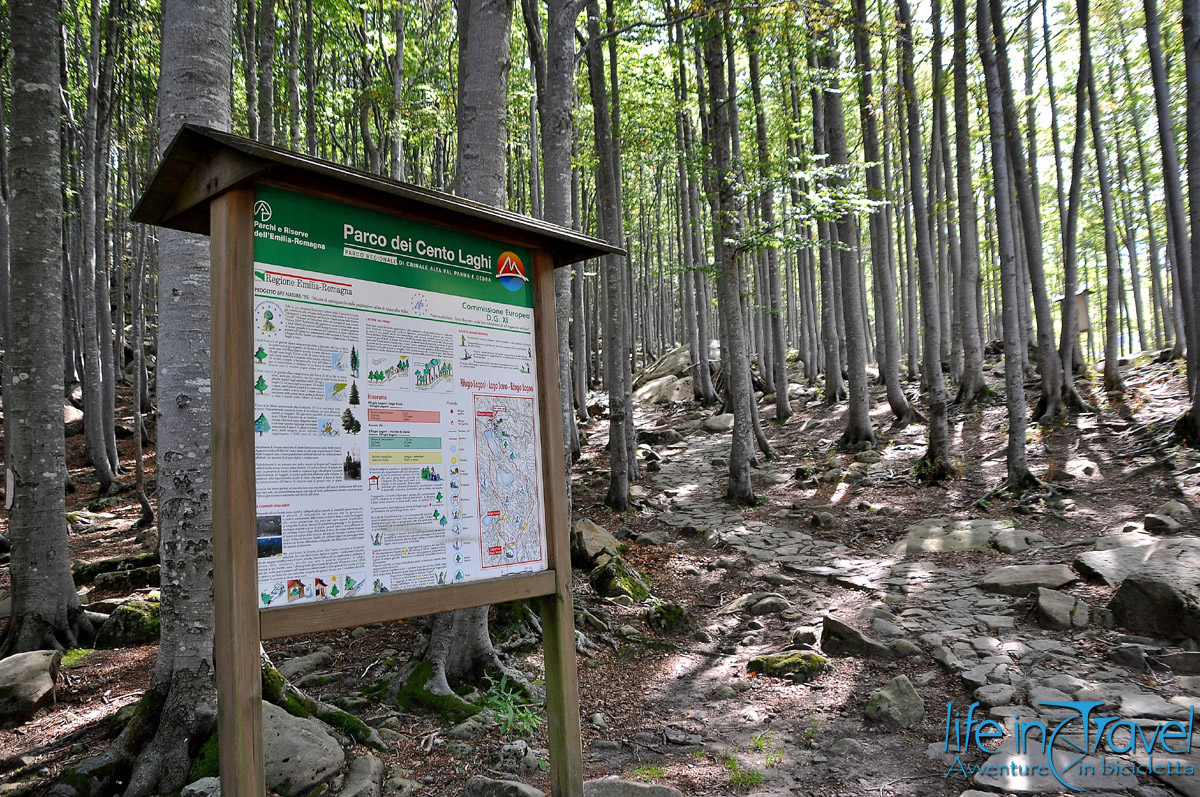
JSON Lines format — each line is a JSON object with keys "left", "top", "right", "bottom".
{"left": 0, "top": 608, "right": 96, "bottom": 658}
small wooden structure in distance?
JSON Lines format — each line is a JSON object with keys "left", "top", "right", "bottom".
{"left": 133, "top": 124, "right": 619, "bottom": 796}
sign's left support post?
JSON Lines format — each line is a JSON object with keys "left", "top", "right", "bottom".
{"left": 210, "top": 184, "right": 266, "bottom": 796}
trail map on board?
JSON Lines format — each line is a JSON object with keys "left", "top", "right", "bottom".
{"left": 249, "top": 185, "right": 548, "bottom": 610}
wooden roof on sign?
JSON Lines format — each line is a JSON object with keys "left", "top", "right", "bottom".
{"left": 131, "top": 124, "right": 621, "bottom": 268}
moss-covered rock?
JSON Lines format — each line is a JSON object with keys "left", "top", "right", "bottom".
{"left": 94, "top": 600, "right": 160, "bottom": 648}
{"left": 589, "top": 556, "right": 650, "bottom": 602}
{"left": 387, "top": 659, "right": 481, "bottom": 725}
{"left": 72, "top": 551, "right": 159, "bottom": 585}
{"left": 645, "top": 601, "right": 691, "bottom": 634}
{"left": 747, "top": 652, "right": 827, "bottom": 682}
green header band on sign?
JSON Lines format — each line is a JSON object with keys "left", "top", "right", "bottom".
{"left": 252, "top": 184, "right": 534, "bottom": 309}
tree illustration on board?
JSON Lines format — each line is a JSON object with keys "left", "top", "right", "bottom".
{"left": 255, "top": 413, "right": 270, "bottom": 436}
{"left": 254, "top": 375, "right": 268, "bottom": 394}
{"left": 342, "top": 407, "right": 361, "bottom": 434}
{"left": 254, "top": 346, "right": 267, "bottom": 363}
{"left": 350, "top": 346, "right": 359, "bottom": 376}
{"left": 349, "top": 381, "right": 360, "bottom": 405}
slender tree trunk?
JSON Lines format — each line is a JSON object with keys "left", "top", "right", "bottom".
{"left": 584, "top": 0, "right": 630, "bottom": 510}
{"left": 1146, "top": 0, "right": 1196, "bottom": 380}
{"left": 1076, "top": 0, "right": 1125, "bottom": 394}
{"left": 822, "top": 41, "right": 875, "bottom": 447}
{"left": 988, "top": 0, "right": 1066, "bottom": 420}
{"left": 703, "top": 4, "right": 755, "bottom": 503}
{"left": 746, "top": 21, "right": 791, "bottom": 421}
{"left": 853, "top": 0, "right": 920, "bottom": 426}
{"left": 978, "top": 0, "right": 1037, "bottom": 489}
{"left": 257, "top": 0, "right": 276, "bottom": 145}
{"left": 900, "top": 0, "right": 951, "bottom": 478}
{"left": 953, "top": 0, "right": 987, "bottom": 405}
{"left": 2, "top": 0, "right": 95, "bottom": 657}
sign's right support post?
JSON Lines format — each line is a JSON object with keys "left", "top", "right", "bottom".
{"left": 531, "top": 249, "right": 584, "bottom": 795}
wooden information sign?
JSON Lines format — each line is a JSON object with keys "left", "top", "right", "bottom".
{"left": 133, "top": 125, "right": 619, "bottom": 796}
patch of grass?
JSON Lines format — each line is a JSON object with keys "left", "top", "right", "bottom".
{"left": 765, "top": 749, "right": 783, "bottom": 768}
{"left": 720, "top": 751, "right": 764, "bottom": 789}
{"left": 691, "top": 746, "right": 707, "bottom": 759}
{"left": 633, "top": 764, "right": 664, "bottom": 780}
{"left": 730, "top": 767, "right": 764, "bottom": 788}
{"left": 480, "top": 673, "right": 541, "bottom": 737}
{"left": 61, "top": 648, "right": 95, "bottom": 668}
{"left": 752, "top": 731, "right": 773, "bottom": 750}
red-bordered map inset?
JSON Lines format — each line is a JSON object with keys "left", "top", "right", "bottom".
{"left": 473, "top": 394, "right": 543, "bottom": 569}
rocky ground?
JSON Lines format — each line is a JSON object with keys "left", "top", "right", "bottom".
{"left": 3, "top": 351, "right": 1200, "bottom": 796}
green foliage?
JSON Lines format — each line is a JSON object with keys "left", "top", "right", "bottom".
{"left": 746, "top": 652, "right": 826, "bottom": 681}
{"left": 720, "top": 751, "right": 764, "bottom": 789}
{"left": 189, "top": 733, "right": 220, "bottom": 781}
{"left": 61, "top": 648, "right": 95, "bottom": 668}
{"left": 633, "top": 764, "right": 664, "bottom": 780}
{"left": 480, "top": 673, "right": 541, "bottom": 737}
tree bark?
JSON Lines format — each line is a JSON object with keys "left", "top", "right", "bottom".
{"left": 900, "top": 0, "right": 951, "bottom": 478}
{"left": 2, "top": 0, "right": 95, "bottom": 657}
{"left": 854, "top": 0, "right": 922, "bottom": 425}
{"left": 953, "top": 0, "right": 987, "bottom": 405}
{"left": 978, "top": 0, "right": 1037, "bottom": 489}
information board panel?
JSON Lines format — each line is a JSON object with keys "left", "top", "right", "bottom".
{"left": 250, "top": 184, "right": 548, "bottom": 610}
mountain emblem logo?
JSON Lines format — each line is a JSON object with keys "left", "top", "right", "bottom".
{"left": 253, "top": 200, "right": 273, "bottom": 222}
{"left": 496, "top": 251, "right": 528, "bottom": 291}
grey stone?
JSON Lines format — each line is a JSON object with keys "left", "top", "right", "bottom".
{"left": 498, "top": 740, "right": 539, "bottom": 776}
{"left": 95, "top": 600, "right": 160, "bottom": 648}
{"left": 573, "top": 518, "right": 622, "bottom": 568}
{"left": 1074, "top": 544, "right": 1156, "bottom": 586}
{"left": 718, "top": 592, "right": 784, "bottom": 616}
{"left": 0, "top": 650, "right": 61, "bottom": 726}
{"left": 1159, "top": 652, "right": 1200, "bottom": 673}
{"left": 1110, "top": 644, "right": 1151, "bottom": 671}
{"left": 277, "top": 650, "right": 334, "bottom": 680}
{"left": 634, "top": 531, "right": 670, "bottom": 546}
{"left": 1120, "top": 692, "right": 1190, "bottom": 719}
{"left": 702, "top": 414, "right": 735, "bottom": 433}
{"left": 461, "top": 776, "right": 546, "bottom": 797}
{"left": 829, "top": 737, "right": 864, "bottom": 757}
{"left": 1111, "top": 539, "right": 1200, "bottom": 638}
{"left": 821, "top": 615, "right": 893, "bottom": 659}
{"left": 979, "top": 564, "right": 1076, "bottom": 596}
{"left": 811, "top": 511, "right": 836, "bottom": 530}
{"left": 1094, "top": 531, "right": 1157, "bottom": 550}
{"left": 972, "top": 743, "right": 1136, "bottom": 793}
{"left": 749, "top": 595, "right": 791, "bottom": 616}
{"left": 583, "top": 778, "right": 683, "bottom": 797}
{"left": 864, "top": 675, "right": 924, "bottom": 727}
{"left": 993, "top": 528, "right": 1050, "bottom": 554}
{"left": 1157, "top": 499, "right": 1195, "bottom": 527}
{"left": 1037, "top": 588, "right": 1090, "bottom": 630}
{"left": 446, "top": 712, "right": 493, "bottom": 740}
{"left": 181, "top": 778, "right": 221, "bottom": 797}
{"left": 889, "top": 518, "right": 1013, "bottom": 555}
{"left": 974, "top": 683, "right": 1016, "bottom": 708}
{"left": 1144, "top": 514, "right": 1183, "bottom": 533}
{"left": 383, "top": 775, "right": 422, "bottom": 797}
{"left": 262, "top": 701, "right": 345, "bottom": 797}
{"left": 341, "top": 755, "right": 385, "bottom": 797}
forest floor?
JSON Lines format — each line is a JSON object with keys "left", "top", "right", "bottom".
{"left": 1, "top": 350, "right": 1198, "bottom": 797}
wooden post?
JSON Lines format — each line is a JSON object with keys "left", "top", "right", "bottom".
{"left": 531, "top": 249, "right": 584, "bottom": 795}
{"left": 210, "top": 184, "right": 266, "bottom": 796}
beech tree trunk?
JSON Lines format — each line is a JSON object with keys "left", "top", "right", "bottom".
{"left": 900, "top": 0, "right": 951, "bottom": 478}
{"left": 979, "top": 0, "right": 1037, "bottom": 489}
{"left": 2, "top": 0, "right": 95, "bottom": 657}
{"left": 854, "top": 0, "right": 921, "bottom": 426}
{"left": 703, "top": 5, "right": 755, "bottom": 503}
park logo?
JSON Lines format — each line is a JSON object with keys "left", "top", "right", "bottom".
{"left": 496, "top": 251, "right": 528, "bottom": 291}
{"left": 254, "top": 200, "right": 273, "bottom": 223}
